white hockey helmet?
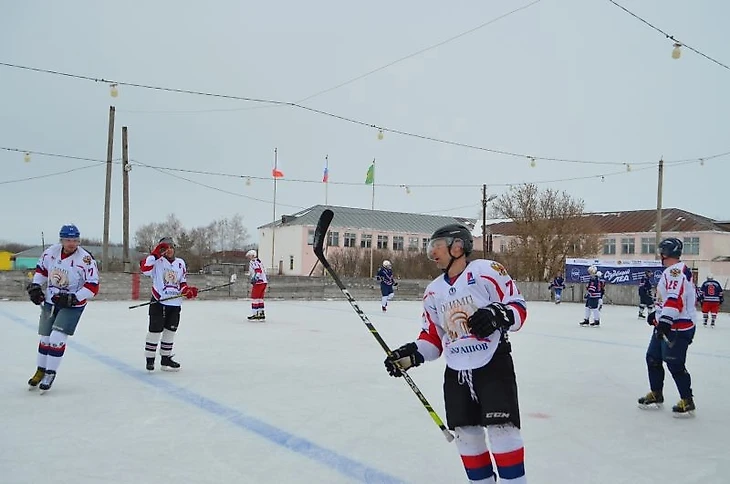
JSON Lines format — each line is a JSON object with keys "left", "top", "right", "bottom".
{"left": 588, "top": 265, "right": 597, "bottom": 275}
{"left": 596, "top": 271, "right": 603, "bottom": 277}
{"left": 707, "top": 273, "right": 714, "bottom": 280}
{"left": 246, "top": 249, "right": 257, "bottom": 259}
{"left": 382, "top": 260, "right": 391, "bottom": 268}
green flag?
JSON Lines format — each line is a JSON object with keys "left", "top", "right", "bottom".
{"left": 365, "top": 163, "right": 375, "bottom": 185}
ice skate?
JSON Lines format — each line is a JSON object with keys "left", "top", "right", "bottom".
{"left": 39, "top": 370, "right": 57, "bottom": 394}
{"left": 382, "top": 306, "right": 387, "bottom": 312}
{"left": 672, "top": 398, "right": 695, "bottom": 418}
{"left": 638, "top": 312, "right": 645, "bottom": 319}
{"left": 637, "top": 390, "right": 664, "bottom": 409}
{"left": 257, "top": 310, "right": 266, "bottom": 321}
{"left": 160, "top": 355, "right": 181, "bottom": 372}
{"left": 580, "top": 319, "right": 590, "bottom": 327}
{"left": 28, "top": 367, "right": 45, "bottom": 390}
{"left": 590, "top": 320, "right": 600, "bottom": 327}
{"left": 711, "top": 322, "right": 715, "bottom": 328}
{"left": 703, "top": 321, "right": 708, "bottom": 326}
{"left": 146, "top": 357, "right": 155, "bottom": 372}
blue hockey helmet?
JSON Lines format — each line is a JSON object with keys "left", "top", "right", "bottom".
{"left": 59, "top": 224, "right": 80, "bottom": 239}
{"left": 658, "top": 237, "right": 682, "bottom": 259}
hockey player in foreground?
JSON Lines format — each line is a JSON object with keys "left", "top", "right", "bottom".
{"left": 384, "top": 224, "right": 527, "bottom": 483}
{"left": 246, "top": 250, "right": 268, "bottom": 321}
{"left": 638, "top": 238, "right": 697, "bottom": 416}
{"left": 26, "top": 224, "right": 99, "bottom": 393}
{"left": 140, "top": 237, "right": 198, "bottom": 371}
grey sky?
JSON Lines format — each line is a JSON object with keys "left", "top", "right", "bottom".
{"left": 2, "top": 0, "right": 728, "bottom": 245}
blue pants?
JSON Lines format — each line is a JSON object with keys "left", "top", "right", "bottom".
{"left": 380, "top": 284, "right": 393, "bottom": 297}
{"left": 553, "top": 288, "right": 562, "bottom": 299}
{"left": 645, "top": 328, "right": 695, "bottom": 399}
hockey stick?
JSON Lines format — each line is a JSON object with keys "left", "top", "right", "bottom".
{"left": 313, "top": 209, "right": 454, "bottom": 443}
{"left": 128, "top": 273, "right": 238, "bottom": 309}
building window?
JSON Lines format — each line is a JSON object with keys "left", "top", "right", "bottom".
{"left": 602, "top": 238, "right": 616, "bottom": 255}
{"left": 327, "top": 231, "right": 339, "bottom": 247}
{"left": 422, "top": 238, "right": 429, "bottom": 251}
{"left": 360, "top": 234, "right": 372, "bottom": 249}
{"left": 393, "top": 236, "right": 404, "bottom": 251}
{"left": 621, "top": 237, "right": 635, "bottom": 255}
{"left": 307, "top": 229, "right": 314, "bottom": 246}
{"left": 408, "top": 237, "right": 419, "bottom": 251}
{"left": 683, "top": 236, "right": 700, "bottom": 255}
{"left": 499, "top": 241, "right": 507, "bottom": 253}
{"left": 641, "top": 237, "right": 655, "bottom": 255}
{"left": 289, "top": 256, "right": 294, "bottom": 270}
{"left": 377, "top": 235, "right": 389, "bottom": 250}
{"left": 343, "top": 232, "right": 357, "bottom": 248}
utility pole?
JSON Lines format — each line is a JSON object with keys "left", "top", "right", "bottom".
{"left": 102, "top": 106, "right": 115, "bottom": 271}
{"left": 654, "top": 158, "right": 664, "bottom": 260}
{"left": 482, "top": 184, "right": 487, "bottom": 255}
{"left": 122, "top": 126, "right": 130, "bottom": 273}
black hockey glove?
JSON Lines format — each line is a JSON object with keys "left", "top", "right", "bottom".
{"left": 468, "top": 303, "right": 515, "bottom": 338}
{"left": 384, "top": 342, "right": 424, "bottom": 377}
{"left": 646, "top": 311, "right": 656, "bottom": 326}
{"left": 26, "top": 283, "right": 45, "bottom": 305}
{"left": 655, "top": 316, "right": 673, "bottom": 338}
{"left": 52, "top": 293, "right": 79, "bottom": 308}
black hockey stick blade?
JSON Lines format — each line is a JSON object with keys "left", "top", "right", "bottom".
{"left": 313, "top": 208, "right": 333, "bottom": 262}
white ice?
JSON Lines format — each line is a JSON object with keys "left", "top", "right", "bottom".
{"left": 2, "top": 299, "right": 729, "bottom": 484}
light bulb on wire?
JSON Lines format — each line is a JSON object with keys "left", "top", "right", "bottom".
{"left": 377, "top": 128, "right": 384, "bottom": 141}
{"left": 529, "top": 157, "right": 536, "bottom": 168}
{"left": 23, "top": 152, "right": 31, "bottom": 163}
{"left": 245, "top": 177, "right": 252, "bottom": 186}
{"left": 110, "top": 83, "right": 119, "bottom": 98}
{"left": 626, "top": 163, "right": 631, "bottom": 172}
{"left": 671, "top": 43, "right": 682, "bottom": 60}
{"left": 600, "top": 175, "right": 605, "bottom": 183}
{"left": 699, "top": 158, "right": 704, "bottom": 167}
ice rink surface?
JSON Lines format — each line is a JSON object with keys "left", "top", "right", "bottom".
{"left": 2, "top": 298, "right": 729, "bottom": 484}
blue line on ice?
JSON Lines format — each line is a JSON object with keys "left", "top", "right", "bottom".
{"left": 1, "top": 309, "right": 406, "bottom": 484}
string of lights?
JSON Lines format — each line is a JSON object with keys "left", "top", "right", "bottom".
{"left": 607, "top": 0, "right": 730, "bottom": 69}
{"left": 0, "top": 60, "right": 715, "bottom": 168}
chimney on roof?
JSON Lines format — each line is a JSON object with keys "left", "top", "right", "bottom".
{"left": 281, "top": 215, "right": 294, "bottom": 224}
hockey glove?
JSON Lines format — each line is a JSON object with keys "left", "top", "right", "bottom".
{"left": 384, "top": 342, "right": 424, "bottom": 377}
{"left": 52, "top": 293, "right": 79, "bottom": 308}
{"left": 646, "top": 311, "right": 656, "bottom": 326}
{"left": 182, "top": 286, "right": 198, "bottom": 299}
{"left": 26, "top": 283, "right": 45, "bottom": 305}
{"left": 468, "top": 302, "right": 515, "bottom": 338}
{"left": 151, "top": 242, "right": 170, "bottom": 259}
{"left": 655, "top": 316, "right": 673, "bottom": 338}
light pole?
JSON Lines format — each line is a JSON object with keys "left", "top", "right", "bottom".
{"left": 481, "top": 184, "right": 497, "bottom": 255}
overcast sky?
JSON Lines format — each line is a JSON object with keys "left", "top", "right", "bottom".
{"left": 2, "top": 0, "right": 729, "bottom": 246}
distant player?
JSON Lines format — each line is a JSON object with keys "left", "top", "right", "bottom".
{"left": 638, "top": 238, "right": 696, "bottom": 416}
{"left": 699, "top": 274, "right": 723, "bottom": 327}
{"left": 638, "top": 270, "right": 655, "bottom": 319}
{"left": 25, "top": 224, "right": 99, "bottom": 393}
{"left": 580, "top": 266, "right": 602, "bottom": 327}
{"left": 246, "top": 250, "right": 268, "bottom": 321}
{"left": 376, "top": 260, "right": 397, "bottom": 312}
{"left": 548, "top": 272, "right": 566, "bottom": 304}
{"left": 140, "top": 237, "right": 198, "bottom": 371}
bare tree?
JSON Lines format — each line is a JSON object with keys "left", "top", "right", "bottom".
{"left": 134, "top": 214, "right": 186, "bottom": 252}
{"left": 491, "top": 183, "right": 601, "bottom": 281}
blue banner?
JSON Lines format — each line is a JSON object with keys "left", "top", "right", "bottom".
{"left": 565, "top": 258, "right": 664, "bottom": 285}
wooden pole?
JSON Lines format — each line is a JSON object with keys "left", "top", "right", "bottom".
{"left": 655, "top": 158, "right": 664, "bottom": 260}
{"left": 122, "top": 126, "right": 130, "bottom": 272}
{"left": 102, "top": 106, "right": 115, "bottom": 271}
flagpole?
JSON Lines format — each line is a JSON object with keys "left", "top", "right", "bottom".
{"left": 369, "top": 157, "right": 375, "bottom": 278}
{"left": 324, "top": 154, "right": 329, "bottom": 206}
{"left": 271, "top": 147, "right": 278, "bottom": 273}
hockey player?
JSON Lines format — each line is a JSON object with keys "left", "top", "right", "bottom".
{"left": 376, "top": 260, "right": 397, "bottom": 311}
{"left": 140, "top": 237, "right": 198, "bottom": 371}
{"left": 246, "top": 250, "right": 268, "bottom": 321}
{"left": 638, "top": 238, "right": 697, "bottom": 416}
{"left": 384, "top": 224, "right": 527, "bottom": 483}
{"left": 699, "top": 274, "right": 723, "bottom": 327}
{"left": 580, "top": 266, "right": 601, "bottom": 327}
{"left": 548, "top": 272, "right": 565, "bottom": 304}
{"left": 25, "top": 224, "right": 99, "bottom": 392}
{"left": 638, "top": 270, "right": 655, "bottom": 319}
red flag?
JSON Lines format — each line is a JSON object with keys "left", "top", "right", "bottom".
{"left": 272, "top": 168, "right": 284, "bottom": 178}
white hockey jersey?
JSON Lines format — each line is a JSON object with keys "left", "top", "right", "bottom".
{"left": 415, "top": 259, "right": 527, "bottom": 371}
{"left": 32, "top": 244, "right": 100, "bottom": 307}
{"left": 655, "top": 261, "right": 696, "bottom": 331}
{"left": 140, "top": 255, "right": 189, "bottom": 307}
{"left": 249, "top": 258, "right": 267, "bottom": 284}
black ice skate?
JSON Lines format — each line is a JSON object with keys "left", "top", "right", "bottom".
{"left": 637, "top": 390, "right": 664, "bottom": 409}
{"left": 146, "top": 357, "right": 155, "bottom": 372}
{"left": 590, "top": 320, "right": 600, "bottom": 327}
{"left": 160, "top": 355, "right": 181, "bottom": 372}
{"left": 28, "top": 366, "right": 45, "bottom": 389}
{"left": 382, "top": 306, "right": 387, "bottom": 312}
{"left": 672, "top": 398, "right": 695, "bottom": 418}
{"left": 580, "top": 319, "right": 590, "bottom": 327}
{"left": 39, "top": 370, "right": 57, "bottom": 393}
{"left": 638, "top": 312, "right": 645, "bottom": 319}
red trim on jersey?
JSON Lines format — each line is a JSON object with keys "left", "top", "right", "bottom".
{"left": 83, "top": 282, "right": 99, "bottom": 295}
{"left": 418, "top": 311, "right": 443, "bottom": 354}
{"left": 663, "top": 296, "right": 683, "bottom": 311}
{"left": 672, "top": 320, "right": 694, "bottom": 330}
{"left": 493, "top": 447, "right": 525, "bottom": 467}
{"left": 35, "top": 265, "right": 48, "bottom": 276}
{"left": 140, "top": 259, "right": 154, "bottom": 272}
{"left": 152, "top": 287, "right": 161, "bottom": 300}
{"left": 480, "top": 275, "right": 505, "bottom": 300}
{"left": 461, "top": 451, "right": 493, "bottom": 468}
{"left": 508, "top": 302, "right": 527, "bottom": 330}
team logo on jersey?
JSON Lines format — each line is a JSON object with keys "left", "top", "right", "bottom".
{"left": 163, "top": 270, "right": 179, "bottom": 287}
{"left": 83, "top": 255, "right": 92, "bottom": 265}
{"left": 466, "top": 272, "right": 475, "bottom": 285}
{"left": 670, "top": 268, "right": 681, "bottom": 277}
{"left": 490, "top": 262, "right": 507, "bottom": 276}
{"left": 49, "top": 268, "right": 69, "bottom": 288}
{"left": 445, "top": 308, "right": 471, "bottom": 340}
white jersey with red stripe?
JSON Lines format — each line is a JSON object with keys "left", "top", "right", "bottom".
{"left": 415, "top": 259, "right": 527, "bottom": 371}
{"left": 249, "top": 258, "right": 267, "bottom": 284}
{"left": 656, "top": 261, "right": 696, "bottom": 331}
{"left": 32, "top": 244, "right": 100, "bottom": 307}
{"left": 140, "top": 255, "right": 189, "bottom": 307}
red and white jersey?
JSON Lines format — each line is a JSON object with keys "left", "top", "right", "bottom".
{"left": 249, "top": 258, "right": 267, "bottom": 284}
{"left": 656, "top": 261, "right": 696, "bottom": 331}
{"left": 140, "top": 255, "right": 189, "bottom": 307}
{"left": 415, "top": 259, "right": 527, "bottom": 371}
{"left": 32, "top": 244, "right": 99, "bottom": 307}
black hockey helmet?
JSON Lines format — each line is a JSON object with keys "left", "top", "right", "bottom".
{"left": 658, "top": 237, "right": 682, "bottom": 259}
{"left": 428, "top": 224, "right": 473, "bottom": 256}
